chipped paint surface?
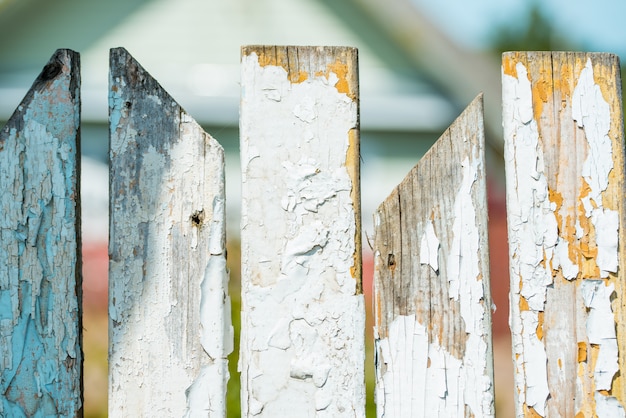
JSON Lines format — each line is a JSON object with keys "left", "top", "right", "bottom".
{"left": 0, "top": 50, "right": 81, "bottom": 417}
{"left": 109, "top": 49, "right": 231, "bottom": 417}
{"left": 449, "top": 153, "right": 493, "bottom": 417}
{"left": 581, "top": 281, "right": 619, "bottom": 390}
{"left": 503, "top": 61, "right": 554, "bottom": 416}
{"left": 573, "top": 59, "right": 618, "bottom": 278}
{"left": 374, "top": 123, "right": 493, "bottom": 417}
{"left": 375, "top": 313, "right": 490, "bottom": 417}
{"left": 240, "top": 48, "right": 364, "bottom": 416}
{"left": 503, "top": 53, "right": 624, "bottom": 417}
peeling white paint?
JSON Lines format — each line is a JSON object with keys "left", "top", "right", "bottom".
{"left": 553, "top": 239, "right": 579, "bottom": 280}
{"left": 375, "top": 314, "right": 491, "bottom": 418}
{"left": 109, "top": 54, "right": 231, "bottom": 417}
{"left": 581, "top": 281, "right": 619, "bottom": 396}
{"left": 595, "top": 391, "right": 626, "bottom": 418}
{"left": 519, "top": 311, "right": 549, "bottom": 416}
{"left": 419, "top": 220, "right": 439, "bottom": 273}
{"left": 572, "top": 58, "right": 618, "bottom": 278}
{"left": 448, "top": 152, "right": 493, "bottom": 417}
{"left": 447, "top": 155, "right": 480, "bottom": 302}
{"left": 503, "top": 62, "right": 554, "bottom": 416}
{"left": 240, "top": 50, "right": 364, "bottom": 417}
{"left": 504, "top": 55, "right": 624, "bottom": 417}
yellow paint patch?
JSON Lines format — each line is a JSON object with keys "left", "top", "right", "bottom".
{"left": 578, "top": 342, "right": 587, "bottom": 362}
{"left": 326, "top": 60, "right": 356, "bottom": 100}
{"left": 346, "top": 127, "right": 361, "bottom": 294}
{"left": 247, "top": 47, "right": 310, "bottom": 84}
{"left": 532, "top": 77, "right": 551, "bottom": 126}
{"left": 523, "top": 403, "right": 543, "bottom": 417}
{"left": 554, "top": 59, "right": 574, "bottom": 99}
{"left": 536, "top": 311, "right": 545, "bottom": 341}
{"left": 502, "top": 54, "right": 519, "bottom": 78}
{"left": 519, "top": 295, "right": 530, "bottom": 312}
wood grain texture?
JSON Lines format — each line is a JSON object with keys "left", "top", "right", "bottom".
{"left": 239, "top": 45, "right": 364, "bottom": 417}
{"left": 503, "top": 52, "right": 626, "bottom": 417}
{"left": 373, "top": 95, "right": 494, "bottom": 417}
{"left": 108, "top": 48, "right": 231, "bottom": 417}
{"left": 0, "top": 49, "right": 82, "bottom": 417}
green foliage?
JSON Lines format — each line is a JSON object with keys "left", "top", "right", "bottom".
{"left": 489, "top": 3, "right": 573, "bottom": 54}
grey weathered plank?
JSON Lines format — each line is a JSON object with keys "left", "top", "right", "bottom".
{"left": 503, "top": 52, "right": 626, "bottom": 417}
{"left": 373, "top": 95, "right": 494, "bottom": 417}
{"left": 108, "top": 47, "right": 232, "bottom": 417}
{"left": 239, "top": 45, "right": 364, "bottom": 417}
{"left": 0, "top": 49, "right": 82, "bottom": 417}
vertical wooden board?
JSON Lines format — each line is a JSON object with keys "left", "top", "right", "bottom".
{"left": 503, "top": 52, "right": 626, "bottom": 417}
{"left": 108, "top": 48, "right": 232, "bottom": 417}
{"left": 373, "top": 95, "right": 494, "bottom": 417}
{"left": 239, "top": 45, "right": 364, "bottom": 417}
{"left": 0, "top": 50, "right": 82, "bottom": 417}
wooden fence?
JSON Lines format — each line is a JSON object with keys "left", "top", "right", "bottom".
{"left": 0, "top": 46, "right": 624, "bottom": 417}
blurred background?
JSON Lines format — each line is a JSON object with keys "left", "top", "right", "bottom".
{"left": 1, "top": 0, "right": 625, "bottom": 416}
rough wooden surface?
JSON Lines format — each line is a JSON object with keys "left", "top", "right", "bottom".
{"left": 503, "top": 52, "right": 626, "bottom": 417}
{"left": 373, "top": 95, "right": 494, "bottom": 417}
{"left": 108, "top": 48, "right": 232, "bottom": 417}
{"left": 0, "top": 49, "right": 82, "bottom": 417}
{"left": 239, "top": 45, "right": 364, "bottom": 417}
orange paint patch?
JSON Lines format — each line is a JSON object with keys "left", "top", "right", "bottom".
{"left": 555, "top": 61, "right": 574, "bottom": 100}
{"left": 247, "top": 48, "right": 310, "bottom": 84}
{"left": 578, "top": 342, "right": 587, "bottom": 362}
{"left": 502, "top": 54, "right": 519, "bottom": 78}
{"left": 536, "top": 311, "right": 545, "bottom": 341}
{"left": 519, "top": 295, "right": 530, "bottom": 312}
{"left": 523, "top": 403, "right": 543, "bottom": 417}
{"left": 326, "top": 60, "right": 356, "bottom": 100}
{"left": 347, "top": 127, "right": 361, "bottom": 293}
{"left": 532, "top": 78, "right": 551, "bottom": 126}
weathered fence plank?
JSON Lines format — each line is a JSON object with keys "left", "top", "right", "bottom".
{"left": 0, "top": 50, "right": 82, "bottom": 417}
{"left": 373, "top": 95, "right": 495, "bottom": 417}
{"left": 108, "top": 48, "right": 232, "bottom": 417}
{"left": 503, "top": 52, "right": 626, "bottom": 417}
{"left": 239, "top": 45, "right": 364, "bottom": 416}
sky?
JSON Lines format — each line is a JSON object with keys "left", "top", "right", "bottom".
{"left": 413, "top": 0, "right": 626, "bottom": 57}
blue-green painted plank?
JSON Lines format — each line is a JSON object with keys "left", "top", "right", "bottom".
{"left": 0, "top": 49, "right": 82, "bottom": 418}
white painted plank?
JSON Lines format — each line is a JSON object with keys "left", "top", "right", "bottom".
{"left": 502, "top": 52, "right": 626, "bottom": 417}
{"left": 239, "top": 45, "right": 364, "bottom": 417}
{"left": 108, "top": 48, "right": 232, "bottom": 417}
{"left": 373, "top": 95, "right": 495, "bottom": 417}
{"left": 0, "top": 50, "right": 82, "bottom": 417}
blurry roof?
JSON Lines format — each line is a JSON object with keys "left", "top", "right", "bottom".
{"left": 0, "top": 0, "right": 500, "bottom": 145}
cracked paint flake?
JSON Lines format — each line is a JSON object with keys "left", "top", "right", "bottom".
{"left": 375, "top": 314, "right": 490, "bottom": 418}
{"left": 572, "top": 58, "right": 618, "bottom": 279}
{"left": 420, "top": 219, "right": 439, "bottom": 273}
{"left": 240, "top": 48, "right": 363, "bottom": 417}
{"left": 581, "top": 280, "right": 621, "bottom": 409}
{"left": 448, "top": 151, "right": 493, "bottom": 417}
